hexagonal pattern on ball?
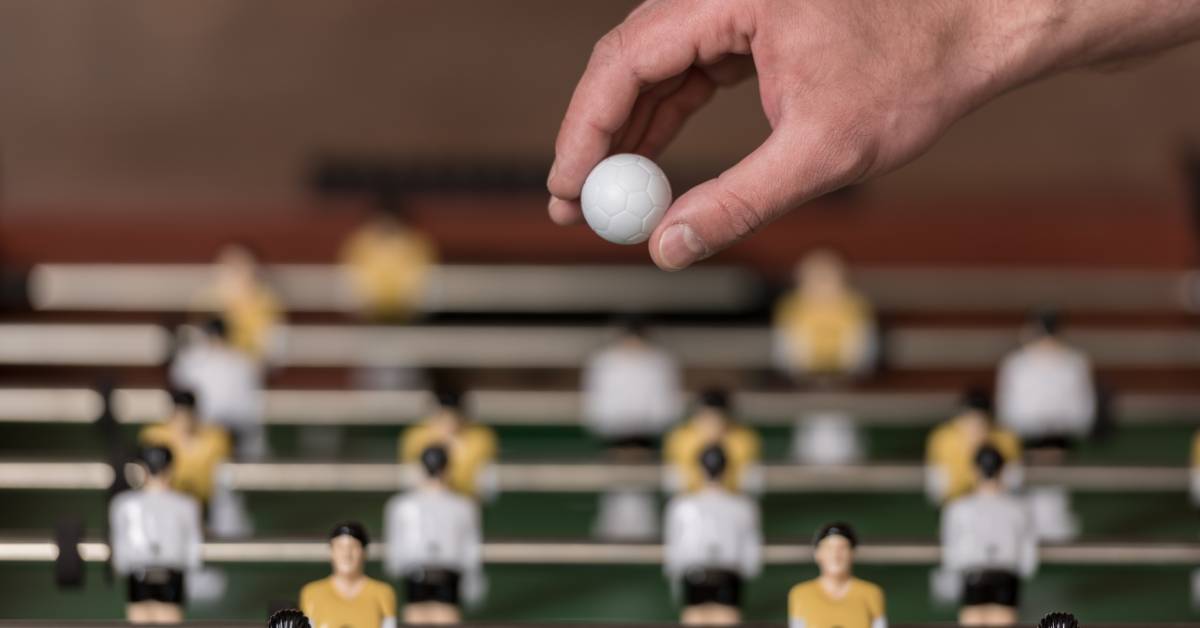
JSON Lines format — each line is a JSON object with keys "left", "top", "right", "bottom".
{"left": 581, "top": 153, "right": 673, "bottom": 245}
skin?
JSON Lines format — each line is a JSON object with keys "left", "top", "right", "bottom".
{"left": 797, "top": 249, "right": 849, "bottom": 302}
{"left": 691, "top": 407, "right": 729, "bottom": 442}
{"left": 429, "top": 407, "right": 466, "bottom": 438}
{"left": 680, "top": 604, "right": 740, "bottom": 626}
{"left": 954, "top": 409, "right": 990, "bottom": 456}
{"left": 215, "top": 244, "right": 260, "bottom": 298}
{"left": 330, "top": 534, "right": 368, "bottom": 599}
{"left": 429, "top": 407, "right": 472, "bottom": 471}
{"left": 814, "top": 535, "right": 854, "bottom": 598}
{"left": 167, "top": 406, "right": 199, "bottom": 440}
{"left": 548, "top": 0, "right": 1200, "bottom": 270}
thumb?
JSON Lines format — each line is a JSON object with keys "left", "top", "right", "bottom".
{"left": 648, "top": 124, "right": 872, "bottom": 271}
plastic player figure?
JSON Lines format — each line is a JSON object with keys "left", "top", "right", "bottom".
{"left": 582, "top": 315, "right": 684, "bottom": 451}
{"left": 170, "top": 317, "right": 268, "bottom": 460}
{"left": 268, "top": 609, "right": 312, "bottom": 628}
{"left": 340, "top": 206, "right": 437, "bottom": 320}
{"left": 384, "top": 446, "right": 485, "bottom": 625}
{"left": 139, "top": 389, "right": 232, "bottom": 505}
{"left": 791, "top": 406, "right": 868, "bottom": 466}
{"left": 300, "top": 522, "right": 397, "bottom": 628}
{"left": 399, "top": 388, "right": 497, "bottom": 499}
{"left": 788, "top": 522, "right": 887, "bottom": 628}
{"left": 193, "top": 243, "right": 284, "bottom": 359}
{"left": 996, "top": 310, "right": 1096, "bottom": 459}
{"left": 665, "top": 388, "right": 761, "bottom": 494}
{"left": 109, "top": 446, "right": 203, "bottom": 625}
{"left": 664, "top": 444, "right": 762, "bottom": 626}
{"left": 583, "top": 315, "right": 683, "bottom": 539}
{"left": 925, "top": 388, "right": 1023, "bottom": 505}
{"left": 1039, "top": 612, "right": 1079, "bottom": 628}
{"left": 1191, "top": 429, "right": 1200, "bottom": 507}
{"left": 772, "top": 249, "right": 877, "bottom": 380}
{"left": 996, "top": 310, "right": 1093, "bottom": 541}
{"left": 940, "top": 445, "right": 1038, "bottom": 626}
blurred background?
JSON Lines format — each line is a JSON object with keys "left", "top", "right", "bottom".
{"left": 2, "top": 0, "right": 1200, "bottom": 625}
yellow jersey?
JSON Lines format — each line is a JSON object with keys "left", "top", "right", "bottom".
{"left": 400, "top": 420, "right": 497, "bottom": 497}
{"left": 139, "top": 422, "right": 232, "bottom": 502}
{"left": 341, "top": 224, "right": 436, "bottom": 318}
{"left": 774, "top": 291, "right": 872, "bottom": 373}
{"left": 925, "top": 420, "right": 1022, "bottom": 503}
{"left": 788, "top": 577, "right": 885, "bottom": 628}
{"left": 299, "top": 576, "right": 396, "bottom": 628}
{"left": 664, "top": 421, "right": 760, "bottom": 493}
{"left": 193, "top": 280, "right": 283, "bottom": 358}
{"left": 224, "top": 285, "right": 282, "bottom": 358}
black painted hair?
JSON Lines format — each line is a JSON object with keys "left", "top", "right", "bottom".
{"left": 329, "top": 521, "right": 369, "bottom": 548}
{"left": 813, "top": 521, "right": 858, "bottom": 548}
{"left": 170, "top": 388, "right": 197, "bottom": 409}
{"left": 974, "top": 444, "right": 1005, "bottom": 480}
{"left": 140, "top": 446, "right": 174, "bottom": 476}
{"left": 204, "top": 316, "right": 229, "bottom": 340}
{"left": 1038, "top": 612, "right": 1079, "bottom": 628}
{"left": 698, "top": 444, "right": 727, "bottom": 480}
{"left": 698, "top": 387, "right": 730, "bottom": 412}
{"left": 267, "top": 609, "right": 312, "bottom": 628}
{"left": 421, "top": 445, "right": 450, "bottom": 478}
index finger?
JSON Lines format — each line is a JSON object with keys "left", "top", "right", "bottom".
{"left": 547, "top": 2, "right": 718, "bottom": 203}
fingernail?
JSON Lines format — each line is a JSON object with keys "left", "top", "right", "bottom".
{"left": 546, "top": 161, "right": 558, "bottom": 188}
{"left": 658, "top": 223, "right": 707, "bottom": 270}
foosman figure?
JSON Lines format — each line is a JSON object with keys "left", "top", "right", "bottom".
{"left": 664, "top": 444, "right": 762, "bottom": 626}
{"left": 300, "top": 522, "right": 397, "bottom": 628}
{"left": 399, "top": 388, "right": 497, "bottom": 500}
{"left": 385, "top": 446, "right": 485, "bottom": 625}
{"left": 268, "top": 609, "right": 312, "bottom": 628}
{"left": 583, "top": 315, "right": 683, "bottom": 539}
{"left": 664, "top": 388, "right": 761, "bottom": 495}
{"left": 788, "top": 522, "right": 886, "bottom": 628}
{"left": 940, "top": 445, "right": 1038, "bottom": 626}
{"left": 109, "top": 446, "right": 203, "bottom": 625}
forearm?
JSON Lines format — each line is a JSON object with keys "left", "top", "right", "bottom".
{"left": 903, "top": 0, "right": 1200, "bottom": 126}
{"left": 976, "top": 0, "right": 1200, "bottom": 97}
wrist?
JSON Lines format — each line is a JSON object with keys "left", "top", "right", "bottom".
{"left": 952, "top": 0, "right": 1074, "bottom": 107}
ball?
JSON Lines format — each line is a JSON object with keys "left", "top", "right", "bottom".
{"left": 580, "top": 154, "right": 672, "bottom": 245}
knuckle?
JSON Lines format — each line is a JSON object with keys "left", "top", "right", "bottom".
{"left": 711, "top": 184, "right": 762, "bottom": 240}
{"left": 591, "top": 27, "right": 628, "bottom": 64}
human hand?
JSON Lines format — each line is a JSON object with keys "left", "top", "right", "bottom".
{"left": 547, "top": 0, "right": 1200, "bottom": 270}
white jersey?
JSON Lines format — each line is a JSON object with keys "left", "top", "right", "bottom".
{"left": 996, "top": 341, "right": 1095, "bottom": 439}
{"left": 940, "top": 491, "right": 1037, "bottom": 577}
{"left": 663, "top": 486, "right": 761, "bottom": 579}
{"left": 170, "top": 342, "right": 264, "bottom": 431}
{"left": 384, "top": 485, "right": 485, "bottom": 603}
{"left": 109, "top": 489, "right": 203, "bottom": 574}
{"left": 582, "top": 343, "right": 683, "bottom": 438}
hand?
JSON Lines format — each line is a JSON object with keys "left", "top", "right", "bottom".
{"left": 547, "top": 0, "right": 1200, "bottom": 270}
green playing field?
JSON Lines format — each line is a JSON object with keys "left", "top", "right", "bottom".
{"left": 0, "top": 419, "right": 1196, "bottom": 622}
{"left": 0, "top": 561, "right": 1194, "bottom": 623}
{"left": 0, "top": 489, "right": 1192, "bottom": 541}
{"left": 0, "top": 421, "right": 1192, "bottom": 464}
